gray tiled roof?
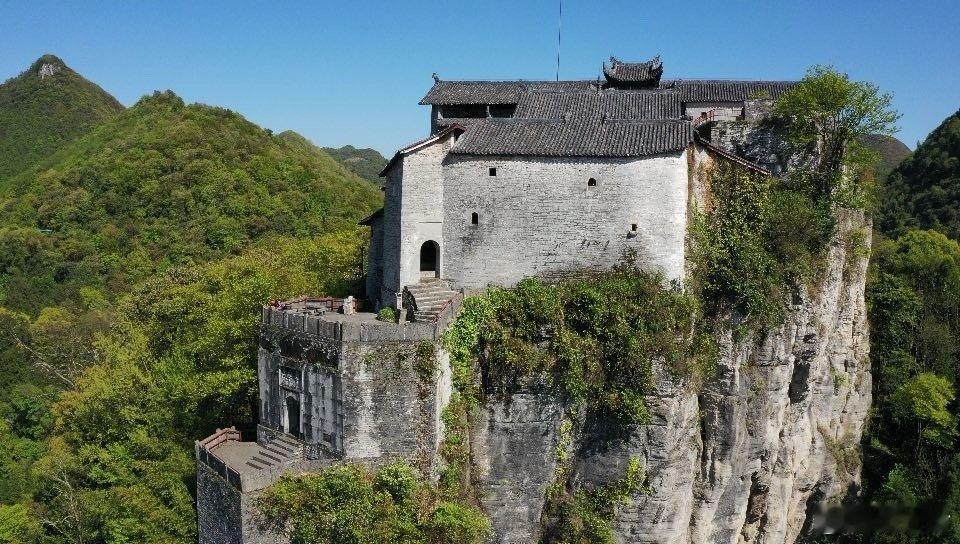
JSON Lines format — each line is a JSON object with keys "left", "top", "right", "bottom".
{"left": 603, "top": 56, "right": 664, "bottom": 86}
{"left": 419, "top": 80, "right": 597, "bottom": 105}
{"left": 668, "top": 80, "right": 797, "bottom": 102}
{"left": 450, "top": 118, "right": 692, "bottom": 157}
{"left": 421, "top": 79, "right": 797, "bottom": 106}
{"left": 514, "top": 90, "right": 682, "bottom": 121}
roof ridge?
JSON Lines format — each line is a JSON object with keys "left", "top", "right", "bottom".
{"left": 433, "top": 78, "right": 597, "bottom": 84}
{"left": 668, "top": 78, "right": 798, "bottom": 83}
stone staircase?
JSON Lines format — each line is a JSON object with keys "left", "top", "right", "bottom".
{"left": 244, "top": 434, "right": 302, "bottom": 471}
{"left": 405, "top": 278, "right": 459, "bottom": 322}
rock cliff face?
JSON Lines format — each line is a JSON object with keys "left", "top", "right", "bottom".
{"left": 471, "top": 210, "right": 872, "bottom": 544}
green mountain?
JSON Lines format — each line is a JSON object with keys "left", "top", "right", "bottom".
{"left": 321, "top": 144, "right": 388, "bottom": 184}
{"left": 0, "top": 90, "right": 382, "bottom": 314}
{"left": 0, "top": 55, "right": 124, "bottom": 183}
{"left": 877, "top": 110, "right": 960, "bottom": 238}
{"left": 861, "top": 133, "right": 911, "bottom": 177}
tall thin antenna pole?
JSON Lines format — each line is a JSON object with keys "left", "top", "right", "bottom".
{"left": 556, "top": 0, "right": 562, "bottom": 81}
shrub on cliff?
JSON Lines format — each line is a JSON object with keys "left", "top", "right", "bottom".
{"left": 443, "top": 268, "right": 715, "bottom": 426}
{"left": 259, "top": 462, "right": 490, "bottom": 544}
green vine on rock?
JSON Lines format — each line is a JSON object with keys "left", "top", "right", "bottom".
{"left": 541, "top": 457, "right": 651, "bottom": 544}
{"left": 691, "top": 161, "right": 833, "bottom": 332}
{"left": 443, "top": 269, "right": 715, "bottom": 428}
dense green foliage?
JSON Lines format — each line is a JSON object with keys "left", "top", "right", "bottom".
{"left": 260, "top": 462, "right": 489, "bottom": 544}
{"left": 773, "top": 65, "right": 900, "bottom": 201}
{"left": 0, "top": 55, "right": 124, "bottom": 184}
{"left": 543, "top": 458, "right": 649, "bottom": 544}
{"left": 0, "top": 90, "right": 380, "bottom": 314}
{"left": 878, "top": 110, "right": 960, "bottom": 239}
{"left": 21, "top": 231, "right": 365, "bottom": 543}
{"left": 321, "top": 143, "right": 388, "bottom": 185}
{"left": 691, "top": 162, "right": 833, "bottom": 328}
{"left": 856, "top": 230, "right": 960, "bottom": 541}
{"left": 444, "top": 270, "right": 714, "bottom": 426}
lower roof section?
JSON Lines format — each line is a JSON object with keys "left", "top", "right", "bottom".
{"left": 449, "top": 118, "right": 693, "bottom": 158}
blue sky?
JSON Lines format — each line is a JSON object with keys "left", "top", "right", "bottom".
{"left": 2, "top": 0, "right": 958, "bottom": 155}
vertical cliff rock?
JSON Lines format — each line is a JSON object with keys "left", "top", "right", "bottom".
{"left": 472, "top": 210, "right": 872, "bottom": 543}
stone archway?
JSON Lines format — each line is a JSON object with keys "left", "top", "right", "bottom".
{"left": 419, "top": 240, "right": 439, "bottom": 279}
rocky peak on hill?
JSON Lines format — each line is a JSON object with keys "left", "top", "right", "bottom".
{"left": 31, "top": 54, "right": 67, "bottom": 79}
{"left": 0, "top": 54, "right": 125, "bottom": 182}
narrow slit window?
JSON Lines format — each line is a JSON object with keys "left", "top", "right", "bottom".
{"left": 588, "top": 178, "right": 597, "bottom": 187}
{"left": 471, "top": 212, "right": 479, "bottom": 225}
{"left": 489, "top": 167, "right": 497, "bottom": 176}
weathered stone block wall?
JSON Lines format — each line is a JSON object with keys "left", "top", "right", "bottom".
{"left": 441, "top": 152, "right": 689, "bottom": 289}
{"left": 380, "top": 165, "right": 404, "bottom": 304}
{"left": 338, "top": 340, "right": 451, "bottom": 475}
{"left": 375, "top": 132, "right": 455, "bottom": 307}
{"left": 365, "top": 216, "right": 384, "bottom": 305}
{"left": 257, "top": 309, "right": 456, "bottom": 472}
{"left": 197, "top": 462, "right": 243, "bottom": 544}
{"left": 258, "top": 350, "right": 342, "bottom": 455}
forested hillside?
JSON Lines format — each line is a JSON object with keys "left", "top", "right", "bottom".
{"left": 854, "top": 108, "right": 960, "bottom": 543}
{"left": 0, "top": 89, "right": 380, "bottom": 314}
{"left": 0, "top": 56, "right": 382, "bottom": 541}
{"left": 877, "top": 110, "right": 960, "bottom": 239}
{"left": 0, "top": 55, "right": 123, "bottom": 183}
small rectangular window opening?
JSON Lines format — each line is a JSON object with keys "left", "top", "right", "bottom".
{"left": 631, "top": 223, "right": 638, "bottom": 231}
{"left": 471, "top": 212, "right": 479, "bottom": 225}
{"left": 489, "top": 167, "right": 497, "bottom": 176}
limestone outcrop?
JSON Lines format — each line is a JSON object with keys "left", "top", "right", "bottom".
{"left": 472, "top": 210, "right": 872, "bottom": 544}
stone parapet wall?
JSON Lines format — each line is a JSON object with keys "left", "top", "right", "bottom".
{"left": 261, "top": 293, "right": 463, "bottom": 345}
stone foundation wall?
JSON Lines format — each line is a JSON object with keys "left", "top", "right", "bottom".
{"left": 197, "top": 463, "right": 244, "bottom": 544}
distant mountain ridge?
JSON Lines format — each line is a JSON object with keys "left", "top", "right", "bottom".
{"left": 321, "top": 144, "right": 387, "bottom": 184}
{"left": 861, "top": 133, "right": 911, "bottom": 177}
{"left": 0, "top": 57, "right": 382, "bottom": 314}
{"left": 0, "top": 54, "right": 124, "bottom": 183}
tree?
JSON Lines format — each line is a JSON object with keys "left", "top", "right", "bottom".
{"left": 774, "top": 66, "right": 900, "bottom": 198}
{"left": 890, "top": 372, "right": 957, "bottom": 448}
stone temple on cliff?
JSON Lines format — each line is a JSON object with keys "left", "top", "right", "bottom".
{"left": 196, "top": 57, "right": 799, "bottom": 544}
{"left": 361, "top": 55, "right": 793, "bottom": 316}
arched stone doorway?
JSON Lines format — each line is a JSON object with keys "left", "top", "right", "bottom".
{"left": 285, "top": 396, "right": 301, "bottom": 438}
{"left": 419, "top": 240, "right": 439, "bottom": 279}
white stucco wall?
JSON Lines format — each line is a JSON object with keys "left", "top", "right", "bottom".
{"left": 376, "top": 132, "right": 455, "bottom": 306}
{"left": 397, "top": 136, "right": 451, "bottom": 289}
{"left": 379, "top": 166, "right": 403, "bottom": 303}
{"left": 440, "top": 152, "right": 689, "bottom": 289}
